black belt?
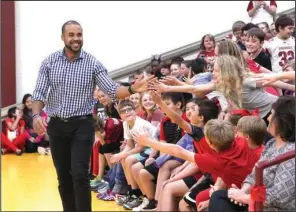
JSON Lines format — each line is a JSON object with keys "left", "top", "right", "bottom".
{"left": 50, "top": 114, "right": 92, "bottom": 122}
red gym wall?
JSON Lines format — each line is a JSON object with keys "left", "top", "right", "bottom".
{"left": 1, "top": 1, "right": 16, "bottom": 108}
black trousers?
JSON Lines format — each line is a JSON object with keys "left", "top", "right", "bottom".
{"left": 208, "top": 190, "right": 248, "bottom": 212}
{"left": 47, "top": 116, "right": 94, "bottom": 212}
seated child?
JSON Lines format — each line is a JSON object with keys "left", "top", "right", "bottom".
{"left": 137, "top": 90, "right": 220, "bottom": 211}
{"left": 133, "top": 118, "right": 265, "bottom": 212}
{"left": 126, "top": 92, "right": 190, "bottom": 211}
{"left": 90, "top": 116, "right": 123, "bottom": 188}
{"left": 1, "top": 107, "right": 26, "bottom": 155}
{"left": 180, "top": 115, "right": 266, "bottom": 211}
{"left": 109, "top": 100, "right": 158, "bottom": 209}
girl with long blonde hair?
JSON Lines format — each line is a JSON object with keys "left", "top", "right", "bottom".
{"left": 150, "top": 55, "right": 294, "bottom": 121}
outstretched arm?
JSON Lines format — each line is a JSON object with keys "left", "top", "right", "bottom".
{"left": 150, "top": 90, "right": 193, "bottom": 134}
{"left": 255, "top": 71, "right": 295, "bottom": 86}
{"left": 133, "top": 132, "right": 195, "bottom": 164}
{"left": 149, "top": 80, "right": 215, "bottom": 96}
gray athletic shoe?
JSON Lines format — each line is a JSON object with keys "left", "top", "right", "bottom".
{"left": 115, "top": 194, "right": 132, "bottom": 206}
{"left": 123, "top": 195, "right": 143, "bottom": 210}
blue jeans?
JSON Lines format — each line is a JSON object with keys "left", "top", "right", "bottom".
{"left": 115, "top": 163, "right": 127, "bottom": 185}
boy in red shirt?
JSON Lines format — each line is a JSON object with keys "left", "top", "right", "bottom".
{"left": 183, "top": 116, "right": 266, "bottom": 212}
{"left": 132, "top": 118, "right": 264, "bottom": 212}
{"left": 133, "top": 91, "right": 220, "bottom": 211}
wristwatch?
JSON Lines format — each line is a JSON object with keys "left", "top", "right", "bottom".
{"left": 128, "top": 85, "right": 135, "bottom": 94}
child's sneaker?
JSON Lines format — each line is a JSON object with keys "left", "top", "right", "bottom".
{"left": 45, "top": 148, "right": 51, "bottom": 155}
{"left": 38, "top": 147, "right": 46, "bottom": 155}
{"left": 142, "top": 199, "right": 157, "bottom": 211}
{"left": 123, "top": 195, "right": 142, "bottom": 210}
{"left": 132, "top": 197, "right": 149, "bottom": 211}
{"left": 115, "top": 194, "right": 132, "bottom": 206}
{"left": 102, "top": 192, "right": 116, "bottom": 201}
{"left": 90, "top": 177, "right": 104, "bottom": 190}
{"left": 96, "top": 182, "right": 109, "bottom": 194}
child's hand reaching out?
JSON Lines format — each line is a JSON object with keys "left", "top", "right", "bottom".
{"left": 149, "top": 90, "right": 162, "bottom": 104}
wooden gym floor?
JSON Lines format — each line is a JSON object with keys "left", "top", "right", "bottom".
{"left": 1, "top": 153, "right": 123, "bottom": 211}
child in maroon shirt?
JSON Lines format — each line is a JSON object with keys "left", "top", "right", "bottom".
{"left": 90, "top": 116, "right": 123, "bottom": 189}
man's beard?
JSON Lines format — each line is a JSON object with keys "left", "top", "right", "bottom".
{"left": 65, "top": 42, "right": 82, "bottom": 53}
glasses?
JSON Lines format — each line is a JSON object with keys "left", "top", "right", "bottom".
{"left": 119, "top": 107, "right": 134, "bottom": 114}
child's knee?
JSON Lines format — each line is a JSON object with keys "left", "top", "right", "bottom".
{"left": 131, "top": 162, "right": 143, "bottom": 174}
{"left": 139, "top": 169, "right": 153, "bottom": 181}
{"left": 163, "top": 182, "right": 175, "bottom": 194}
{"left": 179, "top": 198, "right": 187, "bottom": 210}
{"left": 125, "top": 155, "right": 137, "bottom": 167}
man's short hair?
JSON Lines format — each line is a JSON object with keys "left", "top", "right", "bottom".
{"left": 237, "top": 116, "right": 266, "bottom": 146}
{"left": 204, "top": 119, "right": 234, "bottom": 151}
{"left": 62, "top": 20, "right": 82, "bottom": 34}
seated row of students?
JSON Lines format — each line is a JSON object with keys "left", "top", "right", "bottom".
{"left": 1, "top": 94, "right": 50, "bottom": 156}
{"left": 90, "top": 43, "right": 295, "bottom": 210}
{"left": 90, "top": 79, "right": 295, "bottom": 211}
{"left": 88, "top": 14, "right": 295, "bottom": 210}
{"left": 134, "top": 95, "right": 294, "bottom": 212}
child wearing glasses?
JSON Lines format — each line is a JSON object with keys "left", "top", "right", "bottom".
{"left": 110, "top": 100, "right": 158, "bottom": 209}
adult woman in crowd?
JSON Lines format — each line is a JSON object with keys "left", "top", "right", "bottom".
{"left": 208, "top": 96, "right": 295, "bottom": 212}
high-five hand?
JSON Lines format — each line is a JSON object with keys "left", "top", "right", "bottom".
{"left": 132, "top": 75, "right": 155, "bottom": 93}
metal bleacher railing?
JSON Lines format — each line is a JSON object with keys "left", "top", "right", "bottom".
{"left": 251, "top": 149, "right": 295, "bottom": 212}
{"left": 1, "top": 7, "right": 295, "bottom": 121}
{"left": 109, "top": 7, "right": 295, "bottom": 81}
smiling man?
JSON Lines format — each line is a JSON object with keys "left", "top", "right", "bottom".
{"left": 31, "top": 20, "right": 150, "bottom": 212}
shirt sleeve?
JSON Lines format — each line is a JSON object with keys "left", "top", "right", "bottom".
{"left": 270, "top": 1, "right": 277, "bottom": 7}
{"left": 93, "top": 60, "right": 120, "bottom": 101}
{"left": 32, "top": 58, "right": 50, "bottom": 103}
{"left": 188, "top": 125, "right": 204, "bottom": 141}
{"left": 247, "top": 1, "right": 254, "bottom": 11}
{"left": 243, "top": 77, "right": 257, "bottom": 89}
{"left": 123, "top": 122, "right": 132, "bottom": 140}
{"left": 159, "top": 120, "right": 166, "bottom": 141}
{"left": 265, "top": 159, "right": 295, "bottom": 208}
{"left": 19, "top": 120, "right": 25, "bottom": 128}
{"left": 263, "top": 41, "right": 272, "bottom": 56}
{"left": 194, "top": 153, "right": 221, "bottom": 175}
{"left": 146, "top": 123, "right": 157, "bottom": 140}
{"left": 259, "top": 54, "right": 272, "bottom": 71}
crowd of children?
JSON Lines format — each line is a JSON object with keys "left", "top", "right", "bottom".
{"left": 2, "top": 94, "right": 50, "bottom": 156}
{"left": 2, "top": 5, "right": 295, "bottom": 212}
{"left": 88, "top": 13, "right": 295, "bottom": 211}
